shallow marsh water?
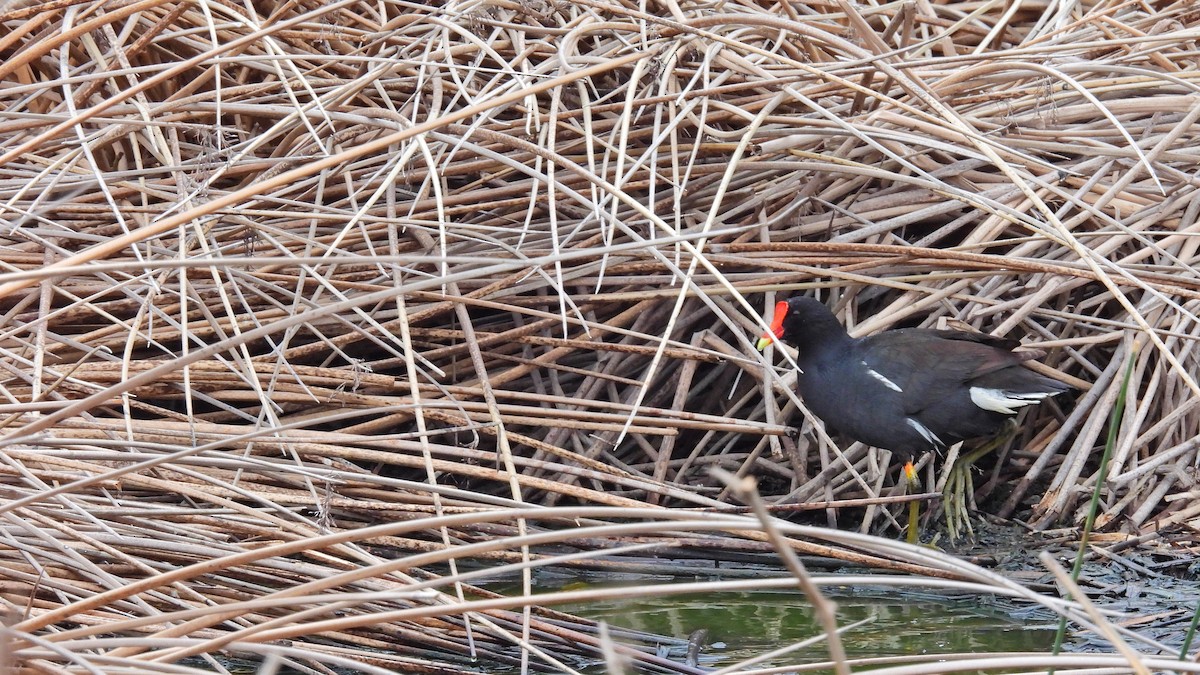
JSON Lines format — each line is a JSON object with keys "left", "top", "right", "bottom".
{"left": 560, "top": 585, "right": 1059, "bottom": 667}
{"left": 483, "top": 565, "right": 1062, "bottom": 672}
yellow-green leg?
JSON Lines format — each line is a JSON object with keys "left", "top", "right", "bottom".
{"left": 904, "top": 461, "right": 920, "bottom": 545}
{"left": 943, "top": 421, "right": 1018, "bottom": 540}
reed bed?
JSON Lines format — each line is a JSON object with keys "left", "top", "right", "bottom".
{"left": 1, "top": 0, "right": 1199, "bottom": 671}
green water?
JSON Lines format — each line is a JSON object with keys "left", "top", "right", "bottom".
{"left": 558, "top": 586, "right": 1058, "bottom": 668}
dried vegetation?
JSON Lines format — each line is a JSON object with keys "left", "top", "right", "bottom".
{"left": 1, "top": 0, "right": 1199, "bottom": 671}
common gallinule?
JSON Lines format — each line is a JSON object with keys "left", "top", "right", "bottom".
{"left": 756, "top": 296, "right": 1070, "bottom": 540}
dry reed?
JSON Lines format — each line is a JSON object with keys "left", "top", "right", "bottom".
{"left": 1, "top": 0, "right": 1198, "bottom": 671}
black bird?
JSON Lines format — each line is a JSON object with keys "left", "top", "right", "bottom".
{"left": 757, "top": 296, "right": 1070, "bottom": 539}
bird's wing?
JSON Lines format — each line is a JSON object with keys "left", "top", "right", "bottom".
{"left": 856, "top": 329, "right": 1024, "bottom": 416}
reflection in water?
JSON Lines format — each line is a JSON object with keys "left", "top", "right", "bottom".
{"left": 558, "top": 587, "right": 1057, "bottom": 668}
{"left": 479, "top": 567, "right": 1061, "bottom": 672}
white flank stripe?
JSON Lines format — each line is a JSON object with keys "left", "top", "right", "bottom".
{"left": 863, "top": 362, "right": 903, "bottom": 393}
{"left": 969, "top": 387, "right": 1054, "bottom": 415}
{"left": 906, "top": 417, "right": 943, "bottom": 447}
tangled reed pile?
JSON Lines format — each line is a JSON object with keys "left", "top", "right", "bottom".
{"left": 1, "top": 0, "right": 1198, "bottom": 671}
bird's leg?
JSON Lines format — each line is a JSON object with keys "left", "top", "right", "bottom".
{"left": 903, "top": 460, "right": 920, "bottom": 545}
{"left": 936, "top": 441, "right": 967, "bottom": 540}
{"left": 941, "top": 420, "right": 1018, "bottom": 540}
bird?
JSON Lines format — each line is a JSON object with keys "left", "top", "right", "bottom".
{"left": 756, "top": 296, "right": 1071, "bottom": 541}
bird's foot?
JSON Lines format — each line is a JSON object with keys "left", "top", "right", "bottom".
{"left": 942, "top": 458, "right": 977, "bottom": 541}
{"left": 939, "top": 421, "right": 1018, "bottom": 541}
